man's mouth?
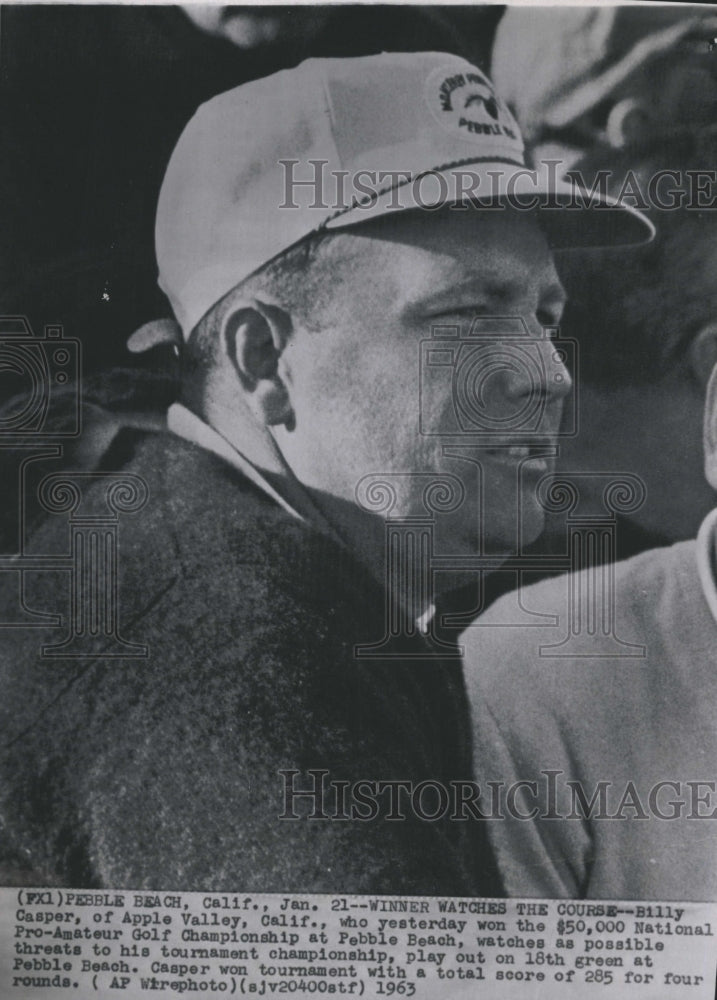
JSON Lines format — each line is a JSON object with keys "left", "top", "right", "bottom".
{"left": 482, "top": 442, "right": 556, "bottom": 460}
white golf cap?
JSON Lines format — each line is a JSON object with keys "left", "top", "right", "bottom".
{"left": 156, "top": 51, "right": 654, "bottom": 336}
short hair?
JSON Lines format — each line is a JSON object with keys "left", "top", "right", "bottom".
{"left": 558, "top": 130, "right": 717, "bottom": 387}
{"left": 182, "top": 231, "right": 338, "bottom": 380}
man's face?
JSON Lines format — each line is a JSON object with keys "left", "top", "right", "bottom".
{"left": 274, "top": 208, "right": 570, "bottom": 558}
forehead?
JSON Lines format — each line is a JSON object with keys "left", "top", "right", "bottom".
{"left": 333, "top": 208, "right": 558, "bottom": 300}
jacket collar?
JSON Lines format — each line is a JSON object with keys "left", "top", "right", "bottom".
{"left": 167, "top": 402, "right": 345, "bottom": 545}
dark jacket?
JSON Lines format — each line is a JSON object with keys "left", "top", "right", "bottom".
{"left": 0, "top": 429, "right": 500, "bottom": 895}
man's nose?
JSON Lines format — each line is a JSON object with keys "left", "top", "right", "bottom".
{"left": 499, "top": 323, "right": 573, "bottom": 404}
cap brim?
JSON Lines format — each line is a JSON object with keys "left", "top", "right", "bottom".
{"left": 324, "top": 160, "right": 655, "bottom": 251}
{"left": 534, "top": 179, "right": 656, "bottom": 251}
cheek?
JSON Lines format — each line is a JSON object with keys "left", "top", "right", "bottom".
{"left": 298, "top": 338, "right": 422, "bottom": 439}
{"left": 285, "top": 325, "right": 461, "bottom": 506}
{"left": 356, "top": 361, "right": 447, "bottom": 476}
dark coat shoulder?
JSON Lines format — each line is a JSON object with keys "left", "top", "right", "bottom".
{"left": 1, "top": 432, "right": 497, "bottom": 895}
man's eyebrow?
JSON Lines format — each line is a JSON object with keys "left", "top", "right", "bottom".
{"left": 410, "top": 277, "right": 516, "bottom": 312}
{"left": 413, "top": 276, "right": 568, "bottom": 312}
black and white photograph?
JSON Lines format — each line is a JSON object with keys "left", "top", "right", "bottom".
{"left": 0, "top": 2, "right": 716, "bottom": 996}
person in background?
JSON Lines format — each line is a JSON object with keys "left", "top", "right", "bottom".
{"left": 491, "top": 5, "right": 717, "bottom": 170}
{"left": 466, "top": 357, "right": 717, "bottom": 901}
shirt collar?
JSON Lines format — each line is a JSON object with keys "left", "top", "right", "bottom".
{"left": 167, "top": 402, "right": 306, "bottom": 520}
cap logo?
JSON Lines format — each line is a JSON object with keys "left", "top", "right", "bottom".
{"left": 426, "top": 65, "right": 521, "bottom": 149}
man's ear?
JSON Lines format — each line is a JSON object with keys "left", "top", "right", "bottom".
{"left": 221, "top": 300, "right": 295, "bottom": 428}
{"left": 704, "top": 360, "right": 717, "bottom": 492}
{"left": 689, "top": 323, "right": 717, "bottom": 390}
